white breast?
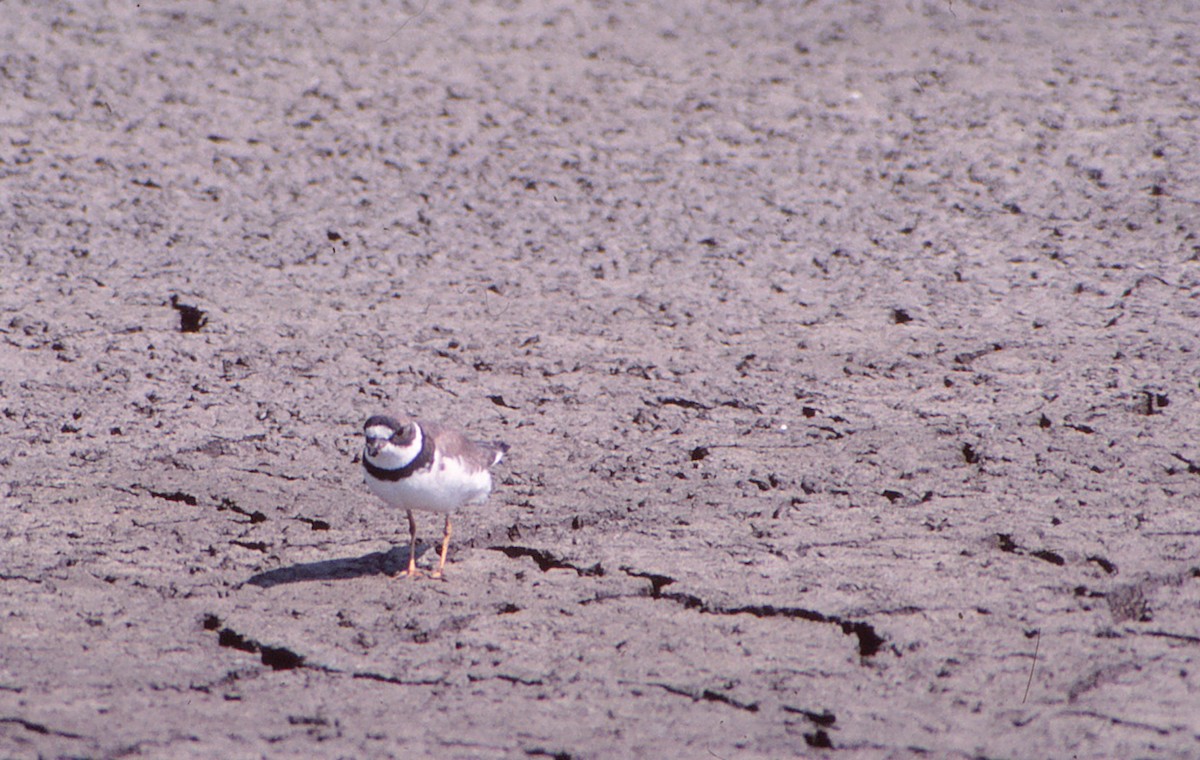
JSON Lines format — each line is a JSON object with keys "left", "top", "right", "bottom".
{"left": 366, "top": 449, "right": 494, "bottom": 514}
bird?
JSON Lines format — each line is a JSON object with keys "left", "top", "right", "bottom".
{"left": 362, "top": 414, "right": 509, "bottom": 578}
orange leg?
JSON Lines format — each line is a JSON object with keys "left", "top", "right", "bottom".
{"left": 431, "top": 516, "right": 452, "bottom": 579}
{"left": 403, "top": 510, "right": 420, "bottom": 578}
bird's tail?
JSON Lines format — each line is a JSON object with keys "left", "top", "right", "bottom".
{"left": 488, "top": 441, "right": 511, "bottom": 466}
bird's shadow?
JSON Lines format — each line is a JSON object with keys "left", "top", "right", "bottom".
{"left": 244, "top": 545, "right": 422, "bottom": 588}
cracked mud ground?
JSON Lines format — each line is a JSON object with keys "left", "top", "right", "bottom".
{"left": 2, "top": 2, "right": 1199, "bottom": 758}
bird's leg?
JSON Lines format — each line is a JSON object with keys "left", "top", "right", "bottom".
{"left": 404, "top": 509, "right": 420, "bottom": 577}
{"left": 431, "top": 515, "right": 452, "bottom": 579}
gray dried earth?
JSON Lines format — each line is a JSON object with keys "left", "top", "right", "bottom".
{"left": 3, "top": 1, "right": 1200, "bottom": 758}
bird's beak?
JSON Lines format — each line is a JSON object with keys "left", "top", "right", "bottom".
{"left": 365, "top": 438, "right": 383, "bottom": 458}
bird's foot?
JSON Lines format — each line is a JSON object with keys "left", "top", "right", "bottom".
{"left": 400, "top": 557, "right": 422, "bottom": 578}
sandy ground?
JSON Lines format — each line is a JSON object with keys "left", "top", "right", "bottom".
{"left": 3, "top": 1, "right": 1200, "bottom": 757}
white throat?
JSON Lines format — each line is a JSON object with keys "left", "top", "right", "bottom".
{"left": 368, "top": 424, "right": 424, "bottom": 470}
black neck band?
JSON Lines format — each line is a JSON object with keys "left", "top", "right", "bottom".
{"left": 364, "top": 430, "right": 434, "bottom": 481}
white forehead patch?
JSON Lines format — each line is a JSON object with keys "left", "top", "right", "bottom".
{"left": 366, "top": 425, "right": 395, "bottom": 439}
{"left": 366, "top": 423, "right": 423, "bottom": 470}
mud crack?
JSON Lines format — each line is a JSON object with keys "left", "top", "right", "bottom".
{"left": 993, "top": 533, "right": 1066, "bottom": 566}
{"left": 351, "top": 672, "right": 446, "bottom": 687}
{"left": 141, "top": 488, "right": 267, "bottom": 523}
{"left": 641, "top": 681, "right": 759, "bottom": 713}
{"left": 169, "top": 294, "right": 208, "bottom": 333}
{"left": 202, "top": 614, "right": 304, "bottom": 670}
{"left": 489, "top": 545, "right": 604, "bottom": 576}
{"left": 784, "top": 703, "right": 839, "bottom": 745}
{"left": 0, "top": 716, "right": 85, "bottom": 740}
{"left": 623, "top": 570, "right": 886, "bottom": 657}
{"left": 294, "top": 516, "right": 331, "bottom": 531}
{"left": 146, "top": 489, "right": 198, "bottom": 506}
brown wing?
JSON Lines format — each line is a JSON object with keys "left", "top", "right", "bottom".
{"left": 420, "top": 421, "right": 509, "bottom": 472}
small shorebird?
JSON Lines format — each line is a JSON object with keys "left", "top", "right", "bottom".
{"left": 362, "top": 414, "right": 508, "bottom": 578}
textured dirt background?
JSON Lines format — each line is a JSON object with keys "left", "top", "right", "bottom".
{"left": 3, "top": 1, "right": 1200, "bottom": 757}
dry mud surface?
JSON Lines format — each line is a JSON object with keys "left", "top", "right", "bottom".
{"left": 3, "top": 1, "right": 1200, "bottom": 758}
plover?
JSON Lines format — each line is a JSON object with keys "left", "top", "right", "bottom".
{"left": 362, "top": 414, "right": 509, "bottom": 578}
